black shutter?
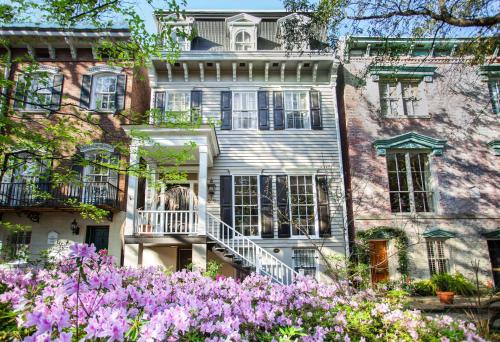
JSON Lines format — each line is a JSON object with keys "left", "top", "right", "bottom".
{"left": 115, "top": 74, "right": 127, "bottom": 111}
{"left": 136, "top": 158, "right": 147, "bottom": 210}
{"left": 276, "top": 175, "right": 290, "bottom": 238}
{"left": 220, "top": 91, "right": 232, "bottom": 130}
{"left": 260, "top": 175, "right": 273, "bottom": 238}
{"left": 80, "top": 75, "right": 92, "bottom": 109}
{"left": 220, "top": 175, "right": 233, "bottom": 238}
{"left": 13, "top": 76, "right": 26, "bottom": 109}
{"left": 310, "top": 91, "right": 322, "bottom": 130}
{"left": 50, "top": 74, "right": 64, "bottom": 111}
{"left": 258, "top": 91, "right": 269, "bottom": 130}
{"left": 316, "top": 175, "right": 331, "bottom": 237}
{"left": 273, "top": 91, "right": 284, "bottom": 130}
{"left": 191, "top": 90, "right": 202, "bottom": 123}
{"left": 153, "top": 91, "right": 166, "bottom": 124}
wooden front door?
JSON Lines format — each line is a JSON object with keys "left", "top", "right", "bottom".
{"left": 369, "top": 240, "right": 389, "bottom": 283}
{"left": 85, "top": 226, "right": 109, "bottom": 252}
{"left": 487, "top": 240, "right": 500, "bottom": 288}
{"left": 177, "top": 248, "right": 192, "bottom": 271}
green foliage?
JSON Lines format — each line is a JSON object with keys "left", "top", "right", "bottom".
{"left": 411, "top": 279, "right": 437, "bottom": 296}
{"left": 356, "top": 227, "right": 410, "bottom": 277}
{"left": 431, "top": 273, "right": 476, "bottom": 295}
{"left": 277, "top": 326, "right": 307, "bottom": 341}
{"left": 202, "top": 260, "right": 222, "bottom": 279}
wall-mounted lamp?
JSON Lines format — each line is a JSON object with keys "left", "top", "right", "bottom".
{"left": 70, "top": 219, "right": 80, "bottom": 235}
{"left": 208, "top": 178, "right": 216, "bottom": 201}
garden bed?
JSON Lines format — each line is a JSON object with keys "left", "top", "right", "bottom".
{"left": 0, "top": 244, "right": 487, "bottom": 341}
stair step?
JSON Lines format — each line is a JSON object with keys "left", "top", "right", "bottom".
{"left": 233, "top": 258, "right": 242, "bottom": 264}
{"left": 224, "top": 253, "right": 234, "bottom": 258}
{"left": 213, "top": 247, "right": 225, "bottom": 252}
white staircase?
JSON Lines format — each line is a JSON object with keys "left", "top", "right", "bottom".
{"left": 206, "top": 213, "right": 298, "bottom": 285}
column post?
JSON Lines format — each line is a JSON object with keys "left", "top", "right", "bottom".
{"left": 125, "top": 143, "right": 139, "bottom": 236}
{"left": 197, "top": 145, "right": 208, "bottom": 236}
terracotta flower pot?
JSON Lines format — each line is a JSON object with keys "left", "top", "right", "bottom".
{"left": 436, "top": 291, "right": 455, "bottom": 304}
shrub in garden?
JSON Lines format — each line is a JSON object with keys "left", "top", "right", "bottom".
{"left": 431, "top": 273, "right": 477, "bottom": 296}
{"left": 0, "top": 244, "right": 486, "bottom": 341}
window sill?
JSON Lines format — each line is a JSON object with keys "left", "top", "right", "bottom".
{"left": 389, "top": 211, "right": 436, "bottom": 218}
{"left": 18, "top": 109, "right": 51, "bottom": 115}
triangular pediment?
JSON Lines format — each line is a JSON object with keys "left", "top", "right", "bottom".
{"left": 422, "top": 227, "right": 456, "bottom": 239}
{"left": 373, "top": 132, "right": 447, "bottom": 156}
{"left": 226, "top": 13, "right": 261, "bottom": 25}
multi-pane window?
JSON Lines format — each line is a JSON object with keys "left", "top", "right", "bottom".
{"left": 166, "top": 92, "right": 191, "bottom": 121}
{"left": 4, "top": 230, "right": 31, "bottom": 260}
{"left": 379, "top": 81, "right": 400, "bottom": 116}
{"left": 426, "top": 239, "right": 449, "bottom": 275}
{"left": 26, "top": 74, "right": 53, "bottom": 110}
{"left": 379, "top": 80, "right": 422, "bottom": 117}
{"left": 289, "top": 176, "right": 315, "bottom": 236}
{"left": 93, "top": 74, "right": 117, "bottom": 111}
{"left": 233, "top": 92, "right": 257, "bottom": 129}
{"left": 234, "top": 31, "right": 253, "bottom": 51}
{"left": 284, "top": 92, "right": 309, "bottom": 129}
{"left": 83, "top": 150, "right": 117, "bottom": 203}
{"left": 387, "top": 152, "right": 434, "bottom": 213}
{"left": 489, "top": 80, "right": 500, "bottom": 114}
{"left": 293, "top": 249, "right": 317, "bottom": 278}
{"left": 233, "top": 176, "right": 259, "bottom": 236}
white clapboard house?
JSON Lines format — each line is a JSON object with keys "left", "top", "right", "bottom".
{"left": 123, "top": 11, "right": 347, "bottom": 283}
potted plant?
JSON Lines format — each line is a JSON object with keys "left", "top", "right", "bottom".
{"left": 431, "top": 273, "right": 455, "bottom": 304}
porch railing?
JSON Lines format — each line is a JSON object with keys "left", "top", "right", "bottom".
{"left": 0, "top": 181, "right": 120, "bottom": 209}
{"left": 134, "top": 210, "right": 198, "bottom": 235}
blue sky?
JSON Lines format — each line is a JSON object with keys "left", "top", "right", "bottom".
{"left": 138, "top": 0, "right": 286, "bottom": 32}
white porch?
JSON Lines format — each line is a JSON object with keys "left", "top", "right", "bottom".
{"left": 123, "top": 125, "right": 219, "bottom": 238}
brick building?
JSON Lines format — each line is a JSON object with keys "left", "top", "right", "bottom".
{"left": 0, "top": 25, "right": 150, "bottom": 263}
{"left": 340, "top": 37, "right": 500, "bottom": 284}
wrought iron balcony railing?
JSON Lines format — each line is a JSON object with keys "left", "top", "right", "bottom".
{"left": 0, "top": 181, "right": 120, "bottom": 209}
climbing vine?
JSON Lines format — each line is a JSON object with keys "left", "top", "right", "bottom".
{"left": 355, "top": 227, "right": 410, "bottom": 278}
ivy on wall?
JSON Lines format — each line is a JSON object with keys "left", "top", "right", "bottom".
{"left": 355, "top": 226, "right": 410, "bottom": 277}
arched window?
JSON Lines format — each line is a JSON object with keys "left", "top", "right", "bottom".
{"left": 234, "top": 31, "right": 253, "bottom": 51}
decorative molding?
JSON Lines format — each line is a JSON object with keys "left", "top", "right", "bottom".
{"left": 182, "top": 62, "right": 189, "bottom": 82}
{"left": 216, "top": 62, "right": 220, "bottom": 82}
{"left": 479, "top": 64, "right": 500, "bottom": 81}
{"left": 248, "top": 62, "right": 253, "bottom": 82}
{"left": 80, "top": 142, "right": 115, "bottom": 153}
{"left": 264, "top": 62, "right": 269, "bottom": 82}
{"left": 483, "top": 229, "right": 500, "bottom": 239}
{"left": 422, "top": 227, "right": 456, "bottom": 238}
{"left": 226, "top": 13, "right": 262, "bottom": 25}
{"left": 488, "top": 140, "right": 500, "bottom": 155}
{"left": 86, "top": 65, "right": 122, "bottom": 75}
{"left": 373, "top": 132, "right": 447, "bottom": 156}
{"left": 35, "top": 65, "right": 61, "bottom": 74}
{"left": 369, "top": 65, "right": 437, "bottom": 81}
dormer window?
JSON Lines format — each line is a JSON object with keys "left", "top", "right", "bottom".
{"left": 235, "top": 31, "right": 253, "bottom": 51}
{"left": 226, "top": 13, "right": 261, "bottom": 52}
{"left": 158, "top": 15, "right": 194, "bottom": 52}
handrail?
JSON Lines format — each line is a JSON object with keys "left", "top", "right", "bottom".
{"left": 135, "top": 210, "right": 197, "bottom": 235}
{"left": 0, "top": 181, "right": 120, "bottom": 208}
{"left": 206, "top": 212, "right": 298, "bottom": 285}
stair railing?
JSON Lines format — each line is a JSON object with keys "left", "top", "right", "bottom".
{"left": 206, "top": 213, "right": 298, "bottom": 285}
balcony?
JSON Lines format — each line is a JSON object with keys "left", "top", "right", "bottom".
{"left": 0, "top": 181, "right": 120, "bottom": 211}
{"left": 134, "top": 210, "right": 198, "bottom": 235}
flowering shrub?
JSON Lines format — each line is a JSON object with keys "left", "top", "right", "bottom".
{"left": 0, "top": 244, "right": 485, "bottom": 341}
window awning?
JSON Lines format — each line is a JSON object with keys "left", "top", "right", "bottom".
{"left": 483, "top": 229, "right": 500, "bottom": 239}
{"left": 373, "top": 132, "right": 447, "bottom": 156}
{"left": 422, "top": 227, "right": 457, "bottom": 238}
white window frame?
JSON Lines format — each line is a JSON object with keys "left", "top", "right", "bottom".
{"left": 234, "top": 30, "right": 254, "bottom": 51}
{"left": 82, "top": 147, "right": 118, "bottom": 203}
{"left": 426, "top": 239, "right": 450, "bottom": 276}
{"left": 386, "top": 151, "right": 435, "bottom": 213}
{"left": 379, "top": 79, "right": 425, "bottom": 117}
{"left": 287, "top": 175, "right": 319, "bottom": 238}
{"left": 293, "top": 248, "right": 318, "bottom": 279}
{"left": 489, "top": 79, "right": 500, "bottom": 114}
{"left": 91, "top": 73, "right": 118, "bottom": 112}
{"left": 284, "top": 91, "right": 310, "bottom": 129}
{"left": 166, "top": 91, "right": 191, "bottom": 122}
{"left": 232, "top": 91, "right": 258, "bottom": 130}
{"left": 232, "top": 174, "right": 261, "bottom": 238}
